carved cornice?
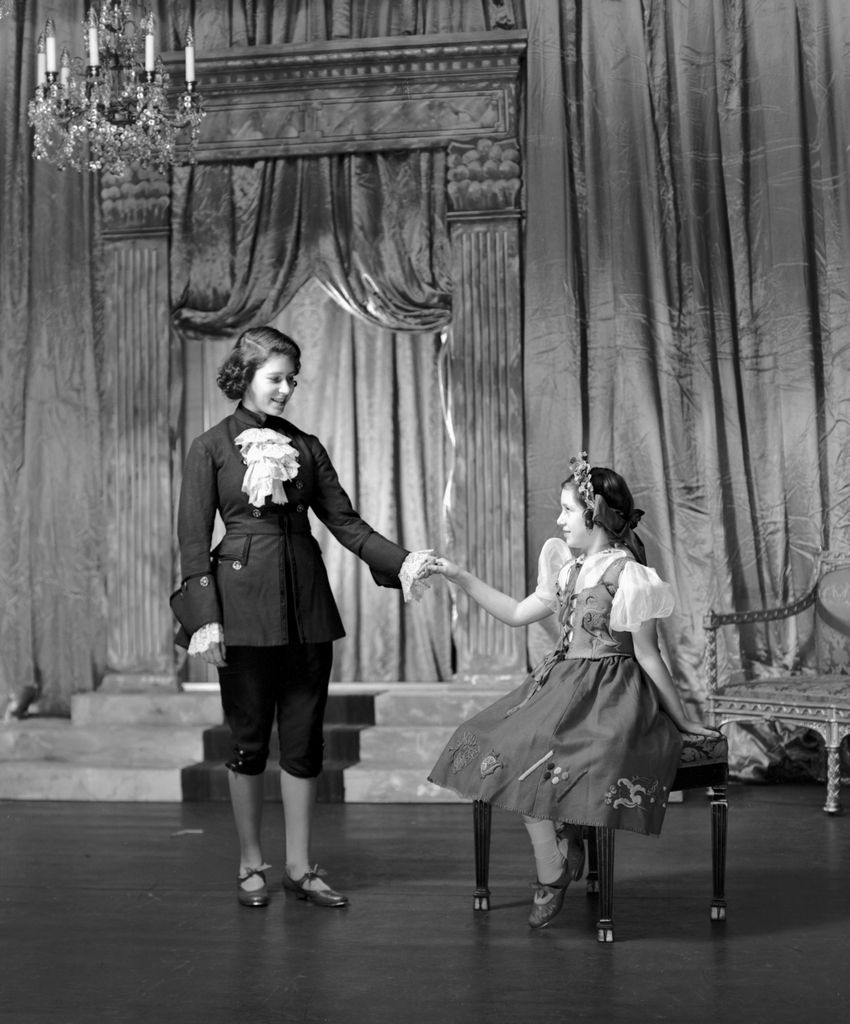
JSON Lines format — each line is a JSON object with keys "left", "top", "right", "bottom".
{"left": 160, "top": 31, "right": 526, "bottom": 160}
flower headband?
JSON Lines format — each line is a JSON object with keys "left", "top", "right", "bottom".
{"left": 568, "top": 449, "right": 647, "bottom": 563}
{"left": 569, "top": 451, "right": 595, "bottom": 509}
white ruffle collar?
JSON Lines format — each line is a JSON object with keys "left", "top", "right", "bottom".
{"left": 234, "top": 428, "right": 300, "bottom": 508}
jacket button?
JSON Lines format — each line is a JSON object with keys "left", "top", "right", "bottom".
{"left": 199, "top": 576, "right": 209, "bottom": 587}
{"left": 296, "top": 504, "right": 304, "bottom": 513}
{"left": 252, "top": 508, "right": 262, "bottom": 518}
{"left": 295, "top": 480, "right": 304, "bottom": 489}
{"left": 232, "top": 561, "right": 242, "bottom": 571}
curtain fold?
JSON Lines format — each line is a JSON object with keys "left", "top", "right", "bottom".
{"left": 523, "top": 0, "right": 850, "bottom": 779}
{"left": 0, "top": 0, "right": 105, "bottom": 716}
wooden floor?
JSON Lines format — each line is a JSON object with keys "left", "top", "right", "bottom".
{"left": 1, "top": 783, "right": 847, "bottom": 1024}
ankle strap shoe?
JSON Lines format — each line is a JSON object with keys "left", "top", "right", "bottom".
{"left": 282, "top": 866, "right": 349, "bottom": 907}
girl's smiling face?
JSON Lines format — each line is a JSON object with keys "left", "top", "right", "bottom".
{"left": 556, "top": 484, "right": 594, "bottom": 551}
{"left": 242, "top": 353, "right": 298, "bottom": 418}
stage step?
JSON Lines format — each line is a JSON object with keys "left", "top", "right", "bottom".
{"left": 0, "top": 693, "right": 222, "bottom": 801}
{"left": 182, "top": 691, "right": 377, "bottom": 803}
{"left": 0, "top": 684, "right": 524, "bottom": 803}
{"left": 343, "top": 684, "right": 514, "bottom": 803}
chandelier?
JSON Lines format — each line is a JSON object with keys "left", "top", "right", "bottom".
{"left": 27, "top": 3, "right": 203, "bottom": 174}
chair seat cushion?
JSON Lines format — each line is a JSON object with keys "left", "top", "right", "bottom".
{"left": 717, "top": 674, "right": 850, "bottom": 707}
{"left": 679, "top": 731, "right": 728, "bottom": 767}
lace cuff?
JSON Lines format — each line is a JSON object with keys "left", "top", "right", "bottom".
{"left": 399, "top": 550, "right": 434, "bottom": 603}
{"left": 188, "top": 622, "right": 224, "bottom": 655}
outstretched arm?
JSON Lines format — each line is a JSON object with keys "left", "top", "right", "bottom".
{"left": 633, "top": 620, "right": 717, "bottom": 736}
{"left": 431, "top": 557, "right": 552, "bottom": 628}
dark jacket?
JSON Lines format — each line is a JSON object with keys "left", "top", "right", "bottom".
{"left": 173, "top": 404, "right": 408, "bottom": 647}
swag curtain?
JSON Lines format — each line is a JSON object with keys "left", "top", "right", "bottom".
{"left": 523, "top": 0, "right": 850, "bottom": 777}
{"left": 171, "top": 153, "right": 451, "bottom": 338}
{"left": 0, "top": 1, "right": 105, "bottom": 716}
{"left": 170, "top": 151, "right": 454, "bottom": 682}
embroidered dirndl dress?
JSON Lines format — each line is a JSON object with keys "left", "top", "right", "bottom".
{"left": 427, "top": 541, "right": 683, "bottom": 836}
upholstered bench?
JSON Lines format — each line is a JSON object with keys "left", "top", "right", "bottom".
{"left": 471, "top": 731, "right": 729, "bottom": 942}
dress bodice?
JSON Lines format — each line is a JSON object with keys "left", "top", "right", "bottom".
{"left": 556, "top": 557, "right": 636, "bottom": 660}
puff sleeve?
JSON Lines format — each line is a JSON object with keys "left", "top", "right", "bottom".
{"left": 534, "top": 538, "right": 572, "bottom": 612}
{"left": 610, "top": 560, "right": 675, "bottom": 632}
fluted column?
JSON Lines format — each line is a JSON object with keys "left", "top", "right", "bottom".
{"left": 100, "top": 168, "right": 177, "bottom": 690}
{"left": 446, "top": 138, "right": 526, "bottom": 682}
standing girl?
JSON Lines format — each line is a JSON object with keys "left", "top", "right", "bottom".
{"left": 174, "top": 326, "right": 432, "bottom": 909}
{"left": 427, "top": 453, "right": 715, "bottom": 928}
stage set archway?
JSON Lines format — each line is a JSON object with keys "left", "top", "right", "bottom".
{"left": 98, "top": 29, "right": 529, "bottom": 692}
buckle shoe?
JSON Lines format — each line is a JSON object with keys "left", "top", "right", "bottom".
{"left": 282, "top": 866, "right": 349, "bottom": 908}
{"left": 528, "top": 867, "right": 569, "bottom": 929}
{"left": 237, "top": 865, "right": 270, "bottom": 908}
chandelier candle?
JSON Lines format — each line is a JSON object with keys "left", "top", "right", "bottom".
{"left": 87, "top": 8, "right": 100, "bottom": 67}
{"left": 28, "top": 3, "right": 204, "bottom": 175}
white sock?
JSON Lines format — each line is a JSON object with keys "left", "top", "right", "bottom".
{"left": 523, "top": 817, "right": 565, "bottom": 884}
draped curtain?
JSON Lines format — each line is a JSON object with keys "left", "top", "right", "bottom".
{"left": 171, "top": 151, "right": 454, "bottom": 682}
{"left": 0, "top": 0, "right": 105, "bottom": 716}
{"left": 270, "top": 280, "right": 451, "bottom": 682}
{"left": 523, "top": 0, "right": 850, "bottom": 778}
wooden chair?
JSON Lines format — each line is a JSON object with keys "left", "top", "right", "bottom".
{"left": 472, "top": 731, "right": 729, "bottom": 942}
{"left": 704, "top": 550, "right": 850, "bottom": 814}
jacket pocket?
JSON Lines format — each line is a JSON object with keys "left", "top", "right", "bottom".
{"left": 214, "top": 534, "right": 252, "bottom": 568}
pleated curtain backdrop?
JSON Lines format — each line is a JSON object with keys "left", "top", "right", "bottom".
{"left": 522, "top": 0, "right": 850, "bottom": 778}
{"left": 0, "top": 0, "right": 105, "bottom": 715}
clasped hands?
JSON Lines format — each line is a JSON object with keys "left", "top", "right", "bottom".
{"left": 400, "top": 550, "right": 457, "bottom": 603}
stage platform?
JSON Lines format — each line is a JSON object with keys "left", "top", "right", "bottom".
{"left": 0, "top": 785, "right": 847, "bottom": 1024}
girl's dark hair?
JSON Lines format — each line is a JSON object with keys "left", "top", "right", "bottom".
{"left": 216, "top": 327, "right": 302, "bottom": 400}
{"left": 561, "top": 466, "right": 636, "bottom": 530}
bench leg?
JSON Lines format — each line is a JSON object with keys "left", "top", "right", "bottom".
{"left": 595, "top": 826, "right": 615, "bottom": 942}
{"left": 585, "top": 825, "right": 599, "bottom": 894}
{"left": 472, "top": 799, "right": 491, "bottom": 911}
{"left": 710, "top": 784, "right": 728, "bottom": 921}
{"left": 824, "top": 745, "right": 842, "bottom": 815}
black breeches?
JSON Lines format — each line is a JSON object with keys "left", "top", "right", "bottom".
{"left": 217, "top": 643, "right": 334, "bottom": 778}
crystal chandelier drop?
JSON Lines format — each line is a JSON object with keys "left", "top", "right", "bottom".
{"left": 27, "top": 3, "right": 204, "bottom": 174}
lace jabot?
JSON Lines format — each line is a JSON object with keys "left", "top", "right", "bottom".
{"left": 234, "top": 428, "right": 300, "bottom": 507}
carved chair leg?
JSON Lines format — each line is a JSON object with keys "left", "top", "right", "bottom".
{"left": 585, "top": 825, "right": 599, "bottom": 894}
{"left": 823, "top": 745, "right": 842, "bottom": 815}
{"left": 595, "top": 826, "right": 615, "bottom": 942}
{"left": 710, "top": 785, "right": 728, "bottom": 922}
{"left": 472, "top": 799, "right": 492, "bottom": 911}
